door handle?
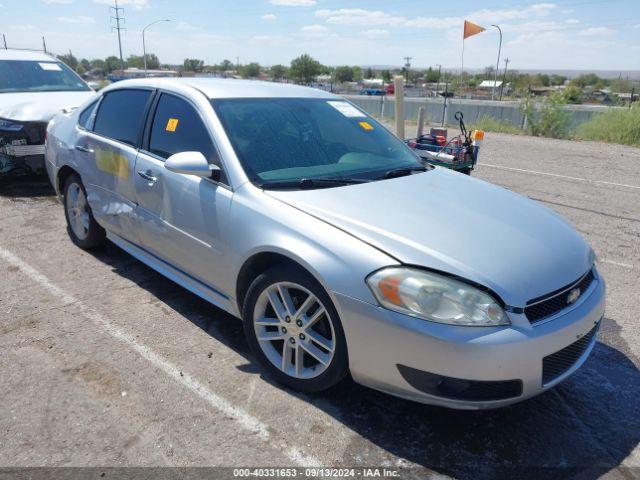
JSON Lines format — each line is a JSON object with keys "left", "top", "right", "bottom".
{"left": 75, "top": 145, "right": 94, "bottom": 154}
{"left": 137, "top": 170, "right": 158, "bottom": 184}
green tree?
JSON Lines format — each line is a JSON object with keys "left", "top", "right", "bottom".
{"left": 381, "top": 69, "right": 392, "bottom": 83}
{"left": 219, "top": 59, "right": 234, "bottom": 72}
{"left": 352, "top": 66, "right": 362, "bottom": 82}
{"left": 364, "top": 67, "right": 374, "bottom": 79}
{"left": 289, "top": 54, "right": 322, "bottom": 84}
{"left": 58, "top": 53, "right": 78, "bottom": 70}
{"left": 183, "top": 58, "right": 204, "bottom": 72}
{"left": 549, "top": 74, "right": 567, "bottom": 86}
{"left": 240, "top": 62, "right": 261, "bottom": 78}
{"left": 270, "top": 64, "right": 288, "bottom": 80}
{"left": 425, "top": 67, "right": 440, "bottom": 83}
{"left": 104, "top": 56, "right": 121, "bottom": 74}
{"left": 562, "top": 86, "right": 582, "bottom": 104}
{"left": 90, "top": 59, "right": 105, "bottom": 70}
{"left": 333, "top": 66, "right": 354, "bottom": 83}
{"left": 127, "top": 54, "right": 159, "bottom": 69}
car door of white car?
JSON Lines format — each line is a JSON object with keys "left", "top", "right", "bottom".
{"left": 76, "top": 88, "right": 153, "bottom": 242}
{"left": 133, "top": 91, "right": 233, "bottom": 298}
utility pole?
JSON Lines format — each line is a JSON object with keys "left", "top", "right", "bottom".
{"left": 403, "top": 56, "right": 412, "bottom": 82}
{"left": 42, "top": 36, "right": 47, "bottom": 53}
{"left": 110, "top": 0, "right": 126, "bottom": 71}
{"left": 2, "top": 34, "right": 6, "bottom": 49}
{"left": 235, "top": 56, "right": 240, "bottom": 73}
{"left": 499, "top": 58, "right": 509, "bottom": 100}
{"left": 435, "top": 64, "right": 442, "bottom": 97}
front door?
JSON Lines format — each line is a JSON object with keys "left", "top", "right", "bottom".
{"left": 133, "top": 92, "right": 232, "bottom": 296}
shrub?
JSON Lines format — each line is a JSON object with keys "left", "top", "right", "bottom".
{"left": 520, "top": 92, "right": 571, "bottom": 139}
{"left": 577, "top": 104, "right": 640, "bottom": 146}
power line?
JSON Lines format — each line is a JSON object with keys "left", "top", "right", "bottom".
{"left": 110, "top": 0, "right": 126, "bottom": 70}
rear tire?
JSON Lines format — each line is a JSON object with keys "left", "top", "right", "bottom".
{"left": 242, "top": 264, "right": 348, "bottom": 393}
{"left": 63, "top": 174, "right": 105, "bottom": 249}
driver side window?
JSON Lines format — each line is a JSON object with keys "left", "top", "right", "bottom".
{"left": 149, "top": 94, "right": 211, "bottom": 159}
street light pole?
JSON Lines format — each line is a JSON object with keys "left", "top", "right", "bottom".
{"left": 435, "top": 64, "right": 442, "bottom": 97}
{"left": 491, "top": 24, "right": 502, "bottom": 101}
{"left": 143, "top": 19, "right": 170, "bottom": 77}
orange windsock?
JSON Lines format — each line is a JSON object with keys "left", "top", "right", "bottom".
{"left": 463, "top": 20, "right": 486, "bottom": 39}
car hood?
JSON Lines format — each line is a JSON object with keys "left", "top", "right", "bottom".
{"left": 0, "top": 91, "right": 93, "bottom": 123}
{"left": 267, "top": 168, "right": 592, "bottom": 307}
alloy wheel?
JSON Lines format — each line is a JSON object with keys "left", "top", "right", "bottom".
{"left": 66, "top": 182, "right": 90, "bottom": 241}
{"left": 253, "top": 281, "right": 336, "bottom": 379}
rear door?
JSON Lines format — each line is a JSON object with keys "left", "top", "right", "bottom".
{"left": 75, "top": 88, "right": 153, "bottom": 240}
{"left": 133, "top": 91, "right": 233, "bottom": 293}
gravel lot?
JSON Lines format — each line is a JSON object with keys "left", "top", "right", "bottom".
{"left": 0, "top": 131, "right": 638, "bottom": 479}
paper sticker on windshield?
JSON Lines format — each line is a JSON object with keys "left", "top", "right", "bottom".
{"left": 359, "top": 121, "right": 374, "bottom": 131}
{"left": 39, "top": 62, "right": 62, "bottom": 71}
{"left": 165, "top": 118, "right": 179, "bottom": 132}
{"left": 327, "top": 101, "right": 366, "bottom": 118}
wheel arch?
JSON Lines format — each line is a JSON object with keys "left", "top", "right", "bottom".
{"left": 57, "top": 165, "right": 80, "bottom": 194}
{"left": 236, "top": 251, "right": 316, "bottom": 316}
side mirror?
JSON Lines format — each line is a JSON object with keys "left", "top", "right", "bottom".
{"left": 165, "top": 151, "right": 221, "bottom": 180}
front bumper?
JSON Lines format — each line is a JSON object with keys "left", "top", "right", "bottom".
{"left": 335, "top": 271, "right": 605, "bottom": 409}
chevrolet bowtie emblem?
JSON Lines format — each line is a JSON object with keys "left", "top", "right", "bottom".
{"left": 567, "top": 288, "right": 581, "bottom": 305}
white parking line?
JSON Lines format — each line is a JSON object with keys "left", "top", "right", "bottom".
{"left": 601, "top": 259, "right": 634, "bottom": 270}
{"left": 480, "top": 163, "right": 640, "bottom": 190}
{"left": 0, "top": 247, "right": 322, "bottom": 468}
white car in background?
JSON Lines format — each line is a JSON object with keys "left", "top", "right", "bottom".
{"left": 0, "top": 48, "right": 93, "bottom": 177}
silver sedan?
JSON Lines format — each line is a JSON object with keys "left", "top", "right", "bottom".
{"left": 45, "top": 78, "right": 605, "bottom": 409}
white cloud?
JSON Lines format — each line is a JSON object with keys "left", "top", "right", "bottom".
{"left": 300, "top": 24, "right": 328, "bottom": 33}
{"left": 565, "top": 18, "right": 580, "bottom": 24}
{"left": 270, "top": 0, "right": 315, "bottom": 6}
{"left": 57, "top": 15, "right": 95, "bottom": 24}
{"left": 42, "top": 0, "right": 74, "bottom": 3}
{"left": 176, "top": 21, "right": 200, "bottom": 31}
{"left": 299, "top": 24, "right": 330, "bottom": 38}
{"left": 261, "top": 13, "right": 277, "bottom": 21}
{"left": 249, "top": 35, "right": 292, "bottom": 45}
{"left": 9, "top": 24, "right": 38, "bottom": 31}
{"left": 578, "top": 26, "right": 614, "bottom": 36}
{"left": 316, "top": 3, "right": 559, "bottom": 30}
{"left": 360, "top": 29, "right": 390, "bottom": 38}
{"left": 315, "top": 9, "right": 405, "bottom": 26}
{"left": 93, "top": 0, "right": 149, "bottom": 10}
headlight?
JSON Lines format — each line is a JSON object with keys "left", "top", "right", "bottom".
{"left": 366, "top": 267, "right": 509, "bottom": 326}
{"left": 0, "top": 118, "right": 23, "bottom": 132}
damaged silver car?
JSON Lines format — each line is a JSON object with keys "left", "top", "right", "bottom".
{"left": 0, "top": 48, "right": 93, "bottom": 177}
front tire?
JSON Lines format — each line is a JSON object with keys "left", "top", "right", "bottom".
{"left": 242, "top": 264, "right": 348, "bottom": 393}
{"left": 63, "top": 174, "right": 105, "bottom": 249}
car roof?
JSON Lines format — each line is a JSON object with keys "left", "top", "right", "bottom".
{"left": 0, "top": 49, "right": 59, "bottom": 62}
{"left": 105, "top": 77, "right": 339, "bottom": 100}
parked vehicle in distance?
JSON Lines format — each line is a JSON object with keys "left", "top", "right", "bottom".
{"left": 0, "top": 49, "right": 93, "bottom": 177}
{"left": 359, "top": 88, "right": 385, "bottom": 96}
{"left": 45, "top": 78, "right": 605, "bottom": 409}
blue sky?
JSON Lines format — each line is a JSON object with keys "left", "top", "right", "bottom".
{"left": 2, "top": 0, "right": 639, "bottom": 71}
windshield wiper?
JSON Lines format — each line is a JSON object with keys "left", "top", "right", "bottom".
{"left": 255, "top": 176, "right": 370, "bottom": 190}
{"left": 380, "top": 165, "right": 428, "bottom": 179}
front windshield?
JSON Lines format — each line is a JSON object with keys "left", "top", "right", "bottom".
{"left": 212, "top": 98, "right": 422, "bottom": 185}
{"left": 0, "top": 60, "right": 91, "bottom": 93}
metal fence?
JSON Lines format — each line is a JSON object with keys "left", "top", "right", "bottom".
{"left": 344, "top": 95, "right": 612, "bottom": 130}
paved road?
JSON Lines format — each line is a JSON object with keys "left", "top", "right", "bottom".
{"left": 0, "top": 132, "right": 638, "bottom": 479}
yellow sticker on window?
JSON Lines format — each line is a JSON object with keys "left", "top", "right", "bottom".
{"left": 359, "top": 121, "right": 374, "bottom": 131}
{"left": 166, "top": 118, "right": 179, "bottom": 132}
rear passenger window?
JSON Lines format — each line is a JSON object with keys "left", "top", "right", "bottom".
{"left": 149, "top": 93, "right": 215, "bottom": 162}
{"left": 78, "top": 99, "right": 98, "bottom": 130}
{"left": 93, "top": 89, "right": 151, "bottom": 147}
